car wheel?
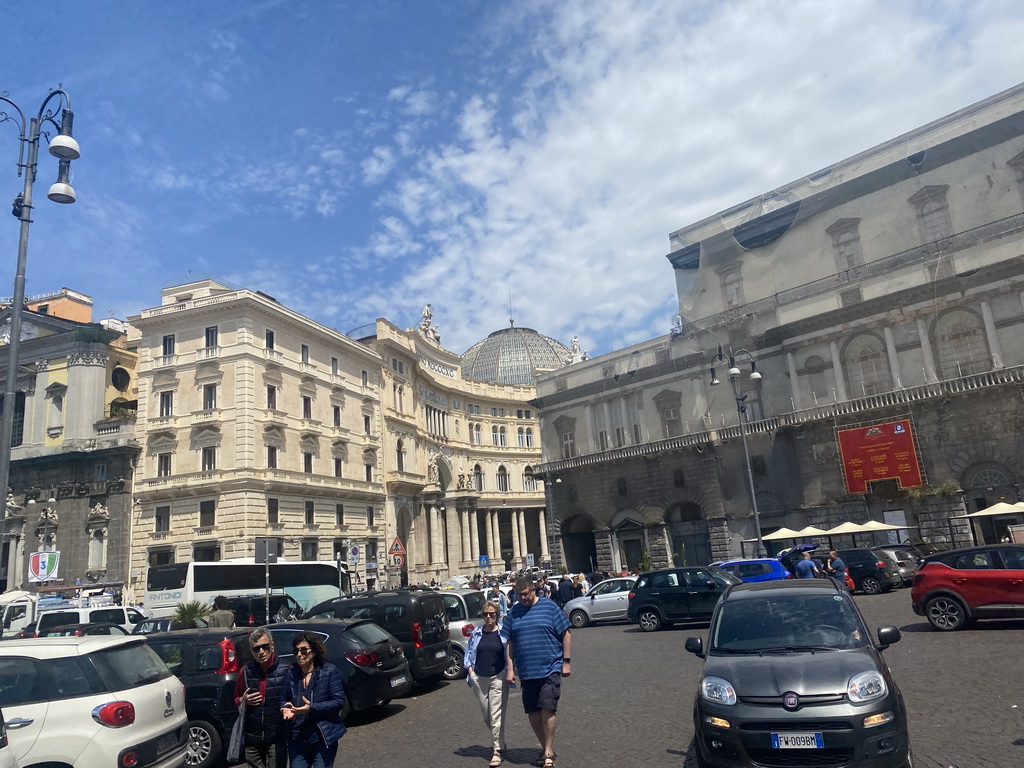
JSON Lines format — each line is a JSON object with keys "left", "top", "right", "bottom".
{"left": 859, "top": 576, "right": 882, "bottom": 595}
{"left": 569, "top": 609, "right": 589, "bottom": 628}
{"left": 443, "top": 646, "right": 465, "bottom": 680}
{"left": 925, "top": 595, "right": 967, "bottom": 631}
{"left": 637, "top": 608, "right": 662, "bottom": 632}
{"left": 184, "top": 719, "right": 222, "bottom": 768}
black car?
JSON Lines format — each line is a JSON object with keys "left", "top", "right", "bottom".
{"left": 686, "top": 579, "right": 911, "bottom": 767}
{"left": 145, "top": 627, "right": 254, "bottom": 768}
{"left": 225, "top": 593, "right": 305, "bottom": 627}
{"left": 626, "top": 566, "right": 741, "bottom": 631}
{"left": 267, "top": 619, "right": 411, "bottom": 720}
{"left": 306, "top": 591, "right": 451, "bottom": 685}
{"left": 37, "top": 622, "right": 129, "bottom": 637}
{"left": 132, "top": 617, "right": 209, "bottom": 634}
{"left": 835, "top": 548, "right": 903, "bottom": 594}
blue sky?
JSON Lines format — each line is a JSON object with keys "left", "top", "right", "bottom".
{"left": 2, "top": 1, "right": 1024, "bottom": 357}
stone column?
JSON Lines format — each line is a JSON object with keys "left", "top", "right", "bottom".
{"left": 511, "top": 509, "right": 521, "bottom": 561}
{"left": 538, "top": 506, "right": 550, "bottom": 562}
{"left": 786, "top": 350, "right": 802, "bottom": 410}
{"left": 429, "top": 504, "right": 442, "bottom": 565}
{"left": 491, "top": 511, "right": 502, "bottom": 565}
{"left": 519, "top": 509, "right": 529, "bottom": 558}
{"left": 484, "top": 509, "right": 495, "bottom": 560}
{"left": 469, "top": 507, "right": 479, "bottom": 564}
{"left": 981, "top": 300, "right": 1004, "bottom": 369}
{"left": 460, "top": 508, "right": 471, "bottom": 568}
{"left": 916, "top": 317, "right": 938, "bottom": 383}
{"left": 883, "top": 326, "right": 902, "bottom": 388}
{"left": 829, "top": 340, "right": 848, "bottom": 401}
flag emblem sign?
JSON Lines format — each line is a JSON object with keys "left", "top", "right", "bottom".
{"left": 29, "top": 551, "right": 60, "bottom": 582}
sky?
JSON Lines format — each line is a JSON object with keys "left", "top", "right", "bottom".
{"left": 2, "top": 0, "right": 1024, "bottom": 358}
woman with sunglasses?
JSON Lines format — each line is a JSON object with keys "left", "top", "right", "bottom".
{"left": 465, "top": 600, "right": 511, "bottom": 767}
{"left": 280, "top": 630, "right": 345, "bottom": 768}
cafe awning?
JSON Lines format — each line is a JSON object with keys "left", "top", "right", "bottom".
{"left": 824, "top": 521, "right": 869, "bottom": 535}
{"left": 951, "top": 501, "right": 1024, "bottom": 519}
{"left": 791, "top": 525, "right": 831, "bottom": 538}
{"left": 760, "top": 527, "right": 803, "bottom": 541}
{"left": 857, "top": 520, "right": 913, "bottom": 532}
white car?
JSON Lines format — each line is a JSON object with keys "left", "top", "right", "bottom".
{"left": 0, "top": 708, "right": 17, "bottom": 768}
{"left": 0, "top": 635, "right": 188, "bottom": 768}
{"left": 562, "top": 577, "right": 636, "bottom": 628}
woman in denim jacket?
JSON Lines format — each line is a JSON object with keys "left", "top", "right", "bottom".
{"left": 465, "top": 600, "right": 511, "bottom": 767}
{"left": 280, "top": 631, "right": 346, "bottom": 768}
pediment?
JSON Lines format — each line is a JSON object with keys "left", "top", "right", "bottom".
{"left": 148, "top": 431, "right": 177, "bottom": 452}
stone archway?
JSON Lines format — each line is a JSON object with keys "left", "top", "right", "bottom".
{"left": 560, "top": 513, "right": 598, "bottom": 574}
{"left": 665, "top": 502, "right": 711, "bottom": 566}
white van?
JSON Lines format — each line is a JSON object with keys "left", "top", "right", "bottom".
{"left": 36, "top": 605, "right": 148, "bottom": 635}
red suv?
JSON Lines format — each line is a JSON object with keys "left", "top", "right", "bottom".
{"left": 911, "top": 544, "right": 1024, "bottom": 630}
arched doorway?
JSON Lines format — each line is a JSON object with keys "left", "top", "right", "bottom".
{"left": 560, "top": 514, "right": 597, "bottom": 574}
{"left": 666, "top": 502, "right": 710, "bottom": 566}
{"left": 612, "top": 518, "right": 646, "bottom": 573}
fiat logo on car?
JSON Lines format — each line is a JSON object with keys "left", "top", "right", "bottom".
{"left": 783, "top": 692, "right": 799, "bottom": 710}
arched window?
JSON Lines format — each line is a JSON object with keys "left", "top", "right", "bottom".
{"left": 525, "top": 427, "right": 534, "bottom": 448}
{"left": 474, "top": 423, "right": 481, "bottom": 445}
{"left": 517, "top": 427, "right": 526, "bottom": 447}
{"left": 804, "top": 354, "right": 829, "bottom": 403}
{"left": 523, "top": 466, "right": 537, "bottom": 491}
{"left": 935, "top": 309, "right": 988, "bottom": 378}
{"left": 499, "top": 427, "right": 507, "bottom": 447}
{"left": 497, "top": 465, "right": 510, "bottom": 492}
{"left": 396, "top": 439, "right": 405, "bottom": 472}
{"left": 844, "top": 334, "right": 893, "bottom": 396}
{"left": 492, "top": 426, "right": 499, "bottom": 446}
{"left": 473, "top": 464, "right": 484, "bottom": 492}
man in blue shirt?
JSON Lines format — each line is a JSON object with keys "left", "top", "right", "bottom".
{"left": 795, "top": 551, "right": 820, "bottom": 579}
{"left": 826, "top": 550, "right": 847, "bottom": 588}
{"left": 502, "top": 576, "right": 571, "bottom": 768}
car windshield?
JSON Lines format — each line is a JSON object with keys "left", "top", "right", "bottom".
{"left": 711, "top": 593, "right": 867, "bottom": 652}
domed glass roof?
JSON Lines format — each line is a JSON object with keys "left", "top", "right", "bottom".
{"left": 461, "top": 326, "right": 571, "bottom": 386}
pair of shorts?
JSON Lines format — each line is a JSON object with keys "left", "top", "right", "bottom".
{"left": 521, "top": 673, "right": 561, "bottom": 713}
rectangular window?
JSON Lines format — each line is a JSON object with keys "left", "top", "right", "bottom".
{"left": 499, "top": 408, "right": 505, "bottom": 417}
{"left": 193, "top": 544, "right": 221, "bottom": 562}
{"left": 94, "top": 463, "right": 108, "bottom": 482}
{"left": 158, "top": 391, "right": 173, "bottom": 417}
{"left": 267, "top": 445, "right": 278, "bottom": 469}
{"left": 149, "top": 549, "right": 175, "bottom": 566}
{"left": 301, "top": 344, "right": 310, "bottom": 363}
{"left": 266, "top": 385, "right": 277, "bottom": 410}
{"left": 265, "top": 329, "right": 275, "bottom": 349}
{"left": 303, "top": 396, "right": 313, "bottom": 419}
{"left": 303, "top": 452, "right": 314, "bottom": 474}
{"left": 598, "top": 430, "right": 609, "bottom": 451}
{"left": 361, "top": 370, "right": 368, "bottom": 387}
{"left": 162, "top": 334, "right": 175, "bottom": 356}
{"left": 365, "top": 463, "right": 373, "bottom": 482}
{"left": 201, "top": 446, "right": 217, "bottom": 472}
{"left": 336, "top": 504, "right": 344, "bottom": 527}
{"left": 199, "top": 499, "right": 216, "bottom": 528}
{"left": 155, "top": 505, "right": 171, "bottom": 533}
{"left": 334, "top": 457, "right": 343, "bottom": 478}
{"left": 305, "top": 500, "right": 315, "bottom": 525}
{"left": 332, "top": 405, "right": 341, "bottom": 427}
{"left": 202, "top": 384, "right": 217, "bottom": 410}
{"left": 204, "top": 326, "right": 218, "bottom": 348}
{"left": 157, "top": 453, "right": 172, "bottom": 477}
{"left": 331, "top": 357, "right": 339, "bottom": 375}
{"left": 301, "top": 540, "right": 319, "bottom": 561}
{"left": 662, "top": 407, "right": 682, "bottom": 438}
{"left": 363, "top": 414, "right": 371, "bottom": 434}
{"left": 615, "top": 426, "right": 626, "bottom": 447}
{"left": 268, "top": 498, "right": 279, "bottom": 525}
{"left": 560, "top": 430, "right": 575, "bottom": 459}
{"left": 525, "top": 410, "right": 531, "bottom": 419}
{"left": 491, "top": 407, "right": 498, "bottom": 417}
{"left": 366, "top": 506, "right": 374, "bottom": 526}
{"left": 517, "top": 409, "right": 524, "bottom": 419}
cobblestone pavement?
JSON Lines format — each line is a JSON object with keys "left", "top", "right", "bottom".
{"left": 330, "top": 589, "right": 1022, "bottom": 768}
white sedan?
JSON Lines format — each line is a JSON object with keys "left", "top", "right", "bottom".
{"left": 561, "top": 577, "right": 636, "bottom": 628}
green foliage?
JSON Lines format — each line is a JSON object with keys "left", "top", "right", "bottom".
{"left": 640, "top": 549, "right": 651, "bottom": 572}
{"left": 172, "top": 600, "right": 212, "bottom": 629}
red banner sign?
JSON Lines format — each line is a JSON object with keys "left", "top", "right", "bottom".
{"left": 837, "top": 419, "right": 923, "bottom": 494}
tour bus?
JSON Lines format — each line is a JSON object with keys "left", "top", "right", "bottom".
{"left": 144, "top": 559, "right": 350, "bottom": 617}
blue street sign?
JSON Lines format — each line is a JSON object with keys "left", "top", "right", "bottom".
{"left": 478, "top": 554, "right": 489, "bottom": 569}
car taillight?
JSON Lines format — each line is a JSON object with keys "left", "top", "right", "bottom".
{"left": 248, "top": 614, "right": 256, "bottom": 626}
{"left": 627, "top": 591, "right": 635, "bottom": 601}
{"left": 877, "top": 561, "right": 887, "bottom": 570}
{"left": 93, "top": 701, "right": 136, "bottom": 728}
{"left": 217, "top": 637, "right": 239, "bottom": 674}
{"left": 121, "top": 750, "right": 139, "bottom": 767}
{"left": 462, "top": 624, "right": 474, "bottom": 638}
{"left": 412, "top": 620, "right": 424, "bottom": 649}
{"left": 345, "top": 649, "right": 381, "bottom": 666}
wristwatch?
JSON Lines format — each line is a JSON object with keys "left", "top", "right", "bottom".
{"left": 563, "top": 657, "right": 571, "bottom": 663}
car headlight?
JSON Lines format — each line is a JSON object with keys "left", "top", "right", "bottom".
{"left": 701, "top": 676, "right": 737, "bottom": 706}
{"left": 847, "top": 671, "right": 887, "bottom": 703}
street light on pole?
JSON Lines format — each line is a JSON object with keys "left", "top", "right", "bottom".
{"left": 710, "top": 344, "right": 766, "bottom": 557}
{"left": 0, "top": 87, "right": 79, "bottom": 511}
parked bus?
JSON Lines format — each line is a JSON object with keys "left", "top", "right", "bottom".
{"left": 144, "top": 559, "right": 349, "bottom": 617}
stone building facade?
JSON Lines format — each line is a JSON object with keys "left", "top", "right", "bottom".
{"left": 534, "top": 83, "right": 1024, "bottom": 573}
{"left": 1, "top": 290, "right": 138, "bottom": 592}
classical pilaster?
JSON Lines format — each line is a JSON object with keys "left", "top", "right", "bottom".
{"left": 981, "top": 300, "right": 1004, "bottom": 369}
{"left": 883, "top": 326, "right": 902, "bottom": 388}
{"left": 468, "top": 507, "right": 479, "bottom": 563}
{"left": 538, "top": 506, "right": 550, "bottom": 562}
{"left": 460, "top": 508, "right": 471, "bottom": 567}
{"left": 511, "top": 509, "right": 521, "bottom": 560}
{"left": 829, "top": 340, "right": 848, "bottom": 401}
{"left": 786, "top": 350, "right": 802, "bottom": 410}
{"left": 916, "top": 317, "right": 938, "bottom": 383}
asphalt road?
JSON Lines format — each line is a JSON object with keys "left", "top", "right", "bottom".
{"left": 331, "top": 589, "right": 1022, "bottom": 768}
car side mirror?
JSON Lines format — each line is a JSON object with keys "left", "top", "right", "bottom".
{"left": 685, "top": 636, "right": 704, "bottom": 657}
{"left": 876, "top": 625, "right": 901, "bottom": 649}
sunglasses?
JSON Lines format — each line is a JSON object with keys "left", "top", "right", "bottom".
{"left": 252, "top": 643, "right": 273, "bottom": 653}
{"left": 295, "top": 647, "right": 313, "bottom": 656}
{"left": 482, "top": 612, "right": 497, "bottom": 617}
{"left": 517, "top": 591, "right": 534, "bottom": 598}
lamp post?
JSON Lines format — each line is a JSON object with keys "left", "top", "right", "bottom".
{"left": 0, "top": 88, "right": 80, "bottom": 510}
{"left": 710, "top": 345, "right": 766, "bottom": 557}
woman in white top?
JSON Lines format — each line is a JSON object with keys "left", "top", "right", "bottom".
{"left": 465, "top": 600, "right": 510, "bottom": 767}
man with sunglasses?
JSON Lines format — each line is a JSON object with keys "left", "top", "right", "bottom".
{"left": 233, "top": 628, "right": 289, "bottom": 768}
{"left": 501, "top": 577, "right": 572, "bottom": 768}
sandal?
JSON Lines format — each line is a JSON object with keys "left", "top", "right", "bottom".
{"left": 489, "top": 752, "right": 503, "bottom": 768}
{"left": 542, "top": 754, "right": 556, "bottom": 768}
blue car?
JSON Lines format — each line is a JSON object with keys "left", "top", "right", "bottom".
{"left": 710, "top": 557, "right": 791, "bottom": 583}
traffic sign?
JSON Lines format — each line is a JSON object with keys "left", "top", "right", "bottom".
{"left": 389, "top": 536, "right": 407, "bottom": 556}
{"left": 392, "top": 554, "right": 405, "bottom": 568}
{"left": 350, "top": 546, "right": 360, "bottom": 563}
{"left": 478, "top": 554, "right": 489, "bottom": 569}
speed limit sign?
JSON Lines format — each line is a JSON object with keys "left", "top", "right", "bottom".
{"left": 392, "top": 554, "right": 405, "bottom": 568}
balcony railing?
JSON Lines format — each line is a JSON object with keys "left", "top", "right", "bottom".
{"left": 537, "top": 363, "right": 1024, "bottom": 474}
{"left": 196, "top": 346, "right": 221, "bottom": 361}
{"left": 153, "top": 354, "right": 177, "bottom": 368}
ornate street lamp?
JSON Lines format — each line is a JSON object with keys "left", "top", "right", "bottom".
{"left": 710, "top": 345, "right": 766, "bottom": 557}
{"left": 0, "top": 88, "right": 79, "bottom": 507}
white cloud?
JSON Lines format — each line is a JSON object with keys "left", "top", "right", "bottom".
{"left": 361, "top": 146, "right": 397, "bottom": 185}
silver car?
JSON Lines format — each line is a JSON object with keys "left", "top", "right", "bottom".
{"left": 438, "top": 589, "right": 487, "bottom": 679}
{"left": 562, "top": 577, "right": 636, "bottom": 628}
{"left": 875, "top": 546, "right": 921, "bottom": 586}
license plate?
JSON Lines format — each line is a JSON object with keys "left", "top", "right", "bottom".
{"left": 771, "top": 732, "right": 823, "bottom": 749}
{"left": 156, "top": 730, "right": 178, "bottom": 755}
{"left": 390, "top": 674, "right": 407, "bottom": 687}
{"left": 435, "top": 650, "right": 448, "bottom": 659}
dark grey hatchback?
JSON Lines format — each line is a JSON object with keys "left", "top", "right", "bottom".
{"left": 685, "top": 579, "right": 911, "bottom": 768}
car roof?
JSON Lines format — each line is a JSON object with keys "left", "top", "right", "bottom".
{"left": 923, "top": 542, "right": 1021, "bottom": 561}
{"left": 723, "top": 579, "right": 843, "bottom": 599}
{"left": 146, "top": 627, "right": 252, "bottom": 641}
{"left": 0, "top": 634, "right": 143, "bottom": 657}
{"left": 265, "top": 618, "right": 370, "bottom": 635}
{"left": 717, "top": 558, "right": 778, "bottom": 565}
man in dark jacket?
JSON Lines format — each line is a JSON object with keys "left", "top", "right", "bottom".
{"left": 557, "top": 574, "right": 575, "bottom": 608}
{"left": 233, "top": 628, "right": 288, "bottom": 768}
